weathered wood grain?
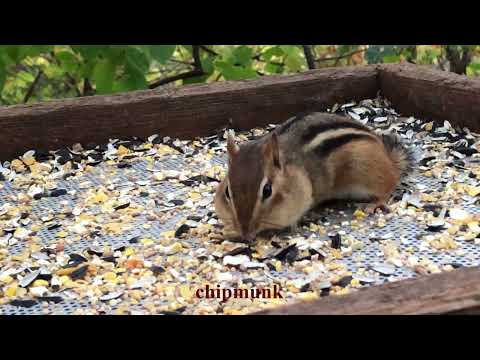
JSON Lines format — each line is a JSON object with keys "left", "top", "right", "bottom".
{"left": 379, "top": 63, "right": 480, "bottom": 132}
{"left": 254, "top": 266, "right": 480, "bottom": 315}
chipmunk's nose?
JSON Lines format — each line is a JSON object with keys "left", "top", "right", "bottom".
{"left": 243, "top": 232, "right": 256, "bottom": 244}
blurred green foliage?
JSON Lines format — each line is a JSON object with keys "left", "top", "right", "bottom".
{"left": 0, "top": 45, "right": 479, "bottom": 105}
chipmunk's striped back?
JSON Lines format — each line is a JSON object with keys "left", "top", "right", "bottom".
{"left": 276, "top": 112, "right": 413, "bottom": 173}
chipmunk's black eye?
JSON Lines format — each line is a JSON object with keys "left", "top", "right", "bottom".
{"left": 262, "top": 182, "right": 272, "bottom": 200}
{"left": 225, "top": 186, "right": 230, "bottom": 200}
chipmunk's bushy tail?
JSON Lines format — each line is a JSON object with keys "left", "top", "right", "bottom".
{"left": 380, "top": 132, "right": 416, "bottom": 178}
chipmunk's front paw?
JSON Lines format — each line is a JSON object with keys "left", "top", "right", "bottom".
{"left": 364, "top": 203, "right": 390, "bottom": 215}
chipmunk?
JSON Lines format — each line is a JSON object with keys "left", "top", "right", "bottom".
{"left": 214, "top": 112, "right": 414, "bottom": 243}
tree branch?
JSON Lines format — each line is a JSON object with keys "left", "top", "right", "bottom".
{"left": 47, "top": 52, "right": 81, "bottom": 97}
{"left": 461, "top": 50, "right": 473, "bottom": 72}
{"left": 302, "top": 45, "right": 316, "bottom": 69}
{"left": 445, "top": 45, "right": 473, "bottom": 75}
{"left": 83, "top": 78, "right": 94, "bottom": 96}
{"left": 316, "top": 48, "right": 366, "bottom": 63}
{"left": 406, "top": 45, "right": 417, "bottom": 64}
{"left": 65, "top": 73, "right": 81, "bottom": 97}
{"left": 149, "top": 45, "right": 204, "bottom": 89}
{"left": 169, "top": 58, "right": 195, "bottom": 66}
{"left": 252, "top": 53, "right": 284, "bottom": 67}
{"left": 148, "top": 70, "right": 204, "bottom": 88}
{"left": 23, "top": 69, "right": 43, "bottom": 104}
{"left": 199, "top": 45, "right": 218, "bottom": 56}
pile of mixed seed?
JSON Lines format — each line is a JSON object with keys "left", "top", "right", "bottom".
{"left": 1, "top": 97, "right": 480, "bottom": 315}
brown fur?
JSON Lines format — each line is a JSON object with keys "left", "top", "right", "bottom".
{"left": 215, "top": 112, "right": 413, "bottom": 241}
{"left": 228, "top": 142, "right": 265, "bottom": 235}
{"left": 327, "top": 138, "right": 399, "bottom": 208}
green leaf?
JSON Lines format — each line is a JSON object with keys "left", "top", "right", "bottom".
{"left": 124, "top": 73, "right": 148, "bottom": 91}
{"left": 120, "top": 61, "right": 148, "bottom": 91}
{"left": 181, "top": 45, "right": 193, "bottom": 55}
{"left": 366, "top": 45, "right": 406, "bottom": 64}
{"left": 279, "top": 45, "right": 301, "bottom": 57}
{"left": 0, "top": 48, "right": 14, "bottom": 67}
{"left": 202, "top": 56, "right": 215, "bottom": 74}
{"left": 18, "top": 45, "right": 52, "bottom": 59}
{"left": 0, "top": 58, "right": 6, "bottom": 93}
{"left": 261, "top": 46, "right": 284, "bottom": 61}
{"left": 71, "top": 45, "right": 105, "bottom": 61}
{"left": 79, "top": 61, "right": 96, "bottom": 79}
{"left": 112, "top": 78, "right": 133, "bottom": 93}
{"left": 215, "top": 61, "right": 257, "bottom": 80}
{"left": 43, "top": 64, "right": 66, "bottom": 78}
{"left": 336, "top": 45, "right": 354, "bottom": 56}
{"left": 238, "top": 67, "right": 258, "bottom": 79}
{"left": 232, "top": 46, "right": 253, "bottom": 66}
{"left": 117, "top": 51, "right": 149, "bottom": 91}
{"left": 218, "top": 46, "right": 236, "bottom": 64}
{"left": 14, "top": 79, "right": 27, "bottom": 89}
{"left": 3, "top": 46, "right": 21, "bottom": 63}
{"left": 55, "top": 51, "right": 78, "bottom": 73}
{"left": 468, "top": 62, "right": 480, "bottom": 76}
{"left": 286, "top": 57, "right": 303, "bottom": 72}
{"left": 146, "top": 45, "right": 176, "bottom": 64}
{"left": 92, "top": 59, "right": 116, "bottom": 94}
{"left": 17, "top": 71, "right": 35, "bottom": 83}
{"left": 382, "top": 55, "right": 401, "bottom": 63}
{"left": 365, "top": 47, "right": 380, "bottom": 64}
{"left": 102, "top": 45, "right": 129, "bottom": 66}
{"left": 125, "top": 47, "right": 150, "bottom": 74}
{"left": 279, "top": 45, "right": 304, "bottom": 72}
{"left": 265, "top": 62, "right": 282, "bottom": 74}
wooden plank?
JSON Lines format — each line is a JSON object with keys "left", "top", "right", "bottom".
{"left": 379, "top": 63, "right": 480, "bottom": 132}
{"left": 253, "top": 266, "right": 480, "bottom": 315}
{"left": 0, "top": 65, "right": 379, "bottom": 161}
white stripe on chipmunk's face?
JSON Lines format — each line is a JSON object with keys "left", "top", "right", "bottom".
{"left": 214, "top": 178, "right": 235, "bottom": 238}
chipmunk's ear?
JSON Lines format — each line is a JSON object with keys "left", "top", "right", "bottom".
{"left": 226, "top": 129, "right": 239, "bottom": 158}
{"left": 264, "top": 133, "right": 281, "bottom": 169}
